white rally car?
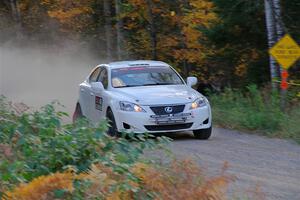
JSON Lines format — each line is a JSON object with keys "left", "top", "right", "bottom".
{"left": 73, "top": 60, "right": 212, "bottom": 139}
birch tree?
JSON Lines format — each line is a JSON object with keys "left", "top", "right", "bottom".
{"left": 264, "top": 0, "right": 286, "bottom": 90}
{"left": 273, "top": 0, "right": 284, "bottom": 39}
{"left": 264, "top": 0, "right": 279, "bottom": 89}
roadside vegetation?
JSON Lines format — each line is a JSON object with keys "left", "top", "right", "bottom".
{"left": 210, "top": 85, "right": 300, "bottom": 143}
{"left": 0, "top": 96, "right": 236, "bottom": 200}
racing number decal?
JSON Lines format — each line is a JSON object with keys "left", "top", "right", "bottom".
{"left": 95, "top": 96, "right": 103, "bottom": 111}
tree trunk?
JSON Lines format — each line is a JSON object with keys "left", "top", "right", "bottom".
{"left": 115, "top": 0, "right": 124, "bottom": 60}
{"left": 273, "top": 0, "right": 284, "bottom": 37}
{"left": 8, "top": 0, "right": 22, "bottom": 39}
{"left": 181, "top": 0, "right": 190, "bottom": 77}
{"left": 103, "top": 0, "right": 113, "bottom": 61}
{"left": 264, "top": 0, "right": 278, "bottom": 90}
{"left": 183, "top": 60, "right": 189, "bottom": 78}
{"left": 9, "top": 0, "right": 21, "bottom": 22}
{"left": 145, "top": 0, "right": 157, "bottom": 60}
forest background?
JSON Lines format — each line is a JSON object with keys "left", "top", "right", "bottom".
{"left": 1, "top": 0, "right": 299, "bottom": 87}
{"left": 1, "top": 0, "right": 300, "bottom": 140}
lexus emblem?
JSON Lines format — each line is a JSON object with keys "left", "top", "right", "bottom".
{"left": 164, "top": 106, "right": 173, "bottom": 113}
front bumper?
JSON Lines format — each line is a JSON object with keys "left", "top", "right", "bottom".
{"left": 113, "top": 104, "right": 212, "bottom": 133}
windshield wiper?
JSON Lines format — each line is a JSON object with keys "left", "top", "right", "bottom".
{"left": 142, "top": 83, "right": 175, "bottom": 86}
{"left": 114, "top": 85, "right": 142, "bottom": 88}
{"left": 115, "top": 83, "right": 176, "bottom": 88}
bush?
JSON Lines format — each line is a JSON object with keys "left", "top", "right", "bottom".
{"left": 4, "top": 171, "right": 76, "bottom": 200}
{"left": 0, "top": 96, "right": 169, "bottom": 198}
{"left": 4, "top": 160, "right": 233, "bottom": 200}
{"left": 210, "top": 85, "right": 300, "bottom": 142}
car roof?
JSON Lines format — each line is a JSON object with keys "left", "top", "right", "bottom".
{"left": 106, "top": 60, "right": 170, "bottom": 69}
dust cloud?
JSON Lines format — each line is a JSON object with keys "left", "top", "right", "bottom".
{"left": 0, "top": 44, "right": 102, "bottom": 120}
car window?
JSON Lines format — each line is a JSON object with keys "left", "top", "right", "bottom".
{"left": 111, "top": 66, "right": 184, "bottom": 88}
{"left": 89, "top": 67, "right": 101, "bottom": 83}
{"left": 98, "top": 68, "right": 108, "bottom": 89}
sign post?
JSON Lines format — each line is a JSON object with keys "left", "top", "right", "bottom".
{"left": 269, "top": 34, "right": 300, "bottom": 110}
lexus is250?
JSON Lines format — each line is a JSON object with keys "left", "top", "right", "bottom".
{"left": 73, "top": 60, "right": 212, "bottom": 139}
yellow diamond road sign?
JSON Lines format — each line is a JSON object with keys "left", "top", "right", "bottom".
{"left": 269, "top": 34, "right": 300, "bottom": 69}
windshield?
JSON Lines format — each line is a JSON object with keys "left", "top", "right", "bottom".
{"left": 111, "top": 66, "right": 184, "bottom": 88}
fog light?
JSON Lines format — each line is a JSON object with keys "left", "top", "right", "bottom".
{"left": 123, "top": 123, "right": 131, "bottom": 129}
{"left": 203, "top": 118, "right": 209, "bottom": 124}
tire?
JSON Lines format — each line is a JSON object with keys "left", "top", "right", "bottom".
{"left": 106, "top": 108, "right": 119, "bottom": 137}
{"left": 72, "top": 103, "right": 84, "bottom": 123}
{"left": 193, "top": 126, "right": 212, "bottom": 140}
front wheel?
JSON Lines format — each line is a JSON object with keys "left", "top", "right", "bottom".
{"left": 106, "top": 109, "right": 119, "bottom": 137}
{"left": 193, "top": 126, "right": 212, "bottom": 140}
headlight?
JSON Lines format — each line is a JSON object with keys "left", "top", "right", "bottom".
{"left": 190, "top": 97, "right": 207, "bottom": 109}
{"left": 119, "top": 101, "right": 146, "bottom": 112}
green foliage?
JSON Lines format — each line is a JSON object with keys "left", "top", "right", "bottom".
{"left": 202, "top": 0, "right": 269, "bottom": 87}
{"left": 282, "top": 0, "right": 300, "bottom": 40}
{"left": 0, "top": 96, "right": 170, "bottom": 196}
{"left": 210, "top": 85, "right": 300, "bottom": 142}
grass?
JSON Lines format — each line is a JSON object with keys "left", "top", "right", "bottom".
{"left": 209, "top": 85, "right": 300, "bottom": 143}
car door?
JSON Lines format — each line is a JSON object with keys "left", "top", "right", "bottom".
{"left": 79, "top": 81, "right": 90, "bottom": 117}
{"left": 90, "top": 67, "right": 109, "bottom": 124}
{"left": 84, "top": 67, "right": 101, "bottom": 120}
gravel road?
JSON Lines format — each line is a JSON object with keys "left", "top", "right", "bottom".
{"left": 161, "top": 128, "right": 300, "bottom": 200}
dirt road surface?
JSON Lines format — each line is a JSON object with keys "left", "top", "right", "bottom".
{"left": 163, "top": 129, "right": 300, "bottom": 200}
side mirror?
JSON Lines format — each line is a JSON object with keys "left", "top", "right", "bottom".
{"left": 187, "top": 77, "right": 198, "bottom": 87}
{"left": 91, "top": 82, "right": 104, "bottom": 92}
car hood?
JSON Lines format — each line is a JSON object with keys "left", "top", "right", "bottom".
{"left": 113, "top": 85, "right": 201, "bottom": 105}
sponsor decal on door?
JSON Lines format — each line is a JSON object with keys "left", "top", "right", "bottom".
{"left": 95, "top": 96, "right": 103, "bottom": 111}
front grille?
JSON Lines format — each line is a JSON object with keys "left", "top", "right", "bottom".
{"left": 145, "top": 123, "right": 193, "bottom": 131}
{"left": 150, "top": 105, "right": 185, "bottom": 115}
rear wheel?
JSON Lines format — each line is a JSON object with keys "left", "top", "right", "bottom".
{"left": 72, "top": 103, "right": 84, "bottom": 123}
{"left": 193, "top": 126, "right": 212, "bottom": 140}
{"left": 106, "top": 109, "right": 119, "bottom": 137}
